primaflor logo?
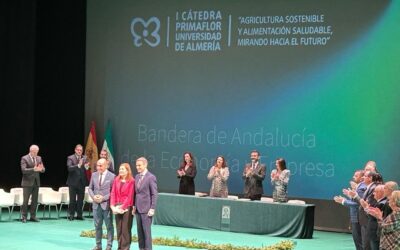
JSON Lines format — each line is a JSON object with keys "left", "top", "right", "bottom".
{"left": 130, "top": 17, "right": 161, "bottom": 47}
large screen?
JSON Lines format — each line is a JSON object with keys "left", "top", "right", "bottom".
{"left": 86, "top": 0, "right": 400, "bottom": 199}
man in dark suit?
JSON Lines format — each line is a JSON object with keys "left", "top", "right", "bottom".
{"left": 349, "top": 171, "right": 378, "bottom": 250}
{"left": 66, "top": 144, "right": 89, "bottom": 220}
{"left": 88, "top": 158, "right": 115, "bottom": 250}
{"left": 336, "top": 169, "right": 366, "bottom": 250}
{"left": 242, "top": 150, "right": 266, "bottom": 200}
{"left": 133, "top": 157, "right": 158, "bottom": 250}
{"left": 20, "top": 144, "right": 45, "bottom": 223}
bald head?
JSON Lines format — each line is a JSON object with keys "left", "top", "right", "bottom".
{"left": 96, "top": 158, "right": 107, "bottom": 173}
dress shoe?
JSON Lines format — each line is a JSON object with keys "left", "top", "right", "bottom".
{"left": 92, "top": 246, "right": 102, "bottom": 250}
{"left": 29, "top": 217, "right": 40, "bottom": 222}
{"left": 105, "top": 247, "right": 112, "bottom": 250}
{"left": 75, "top": 216, "right": 84, "bottom": 220}
{"left": 68, "top": 215, "right": 74, "bottom": 221}
{"left": 21, "top": 217, "right": 27, "bottom": 223}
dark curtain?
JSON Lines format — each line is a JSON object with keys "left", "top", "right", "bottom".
{"left": 0, "top": 0, "right": 86, "bottom": 190}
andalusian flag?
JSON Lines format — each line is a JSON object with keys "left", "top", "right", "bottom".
{"left": 102, "top": 121, "right": 114, "bottom": 172}
{"left": 84, "top": 121, "right": 98, "bottom": 180}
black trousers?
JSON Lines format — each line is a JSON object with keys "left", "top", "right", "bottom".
{"left": 68, "top": 184, "right": 85, "bottom": 217}
{"left": 22, "top": 185, "right": 39, "bottom": 218}
{"left": 115, "top": 207, "right": 133, "bottom": 250}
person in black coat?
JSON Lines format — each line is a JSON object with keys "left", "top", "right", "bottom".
{"left": 177, "top": 152, "right": 197, "bottom": 195}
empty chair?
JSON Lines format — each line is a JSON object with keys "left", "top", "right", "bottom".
{"left": 287, "top": 199, "right": 306, "bottom": 205}
{"left": 38, "top": 189, "right": 62, "bottom": 218}
{"left": 10, "top": 188, "right": 25, "bottom": 219}
{"left": 260, "top": 197, "right": 274, "bottom": 203}
{"left": 58, "top": 187, "right": 69, "bottom": 218}
{"left": 83, "top": 186, "right": 93, "bottom": 216}
{"left": 0, "top": 190, "right": 15, "bottom": 221}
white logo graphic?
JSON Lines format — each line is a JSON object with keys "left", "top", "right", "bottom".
{"left": 222, "top": 206, "right": 230, "bottom": 219}
{"left": 130, "top": 17, "right": 160, "bottom": 47}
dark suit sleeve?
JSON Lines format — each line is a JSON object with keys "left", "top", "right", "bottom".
{"left": 38, "top": 156, "right": 45, "bottom": 173}
{"left": 252, "top": 164, "right": 266, "bottom": 181}
{"left": 185, "top": 165, "right": 197, "bottom": 178}
{"left": 149, "top": 175, "right": 158, "bottom": 210}
{"left": 67, "top": 156, "right": 79, "bottom": 171}
{"left": 242, "top": 164, "right": 249, "bottom": 180}
{"left": 21, "top": 156, "right": 34, "bottom": 174}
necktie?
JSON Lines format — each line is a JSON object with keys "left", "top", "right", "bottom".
{"left": 99, "top": 173, "right": 103, "bottom": 187}
{"left": 137, "top": 174, "right": 143, "bottom": 188}
{"left": 33, "top": 157, "right": 37, "bottom": 166}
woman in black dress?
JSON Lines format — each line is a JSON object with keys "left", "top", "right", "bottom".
{"left": 177, "top": 152, "right": 197, "bottom": 195}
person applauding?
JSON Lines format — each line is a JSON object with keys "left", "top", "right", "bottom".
{"left": 177, "top": 152, "right": 197, "bottom": 195}
{"left": 207, "top": 156, "right": 229, "bottom": 198}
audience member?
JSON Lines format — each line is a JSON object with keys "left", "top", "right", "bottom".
{"left": 207, "top": 156, "right": 229, "bottom": 198}
{"left": 242, "top": 150, "right": 266, "bottom": 200}
{"left": 270, "top": 158, "right": 290, "bottom": 202}
{"left": 177, "top": 152, "right": 197, "bottom": 195}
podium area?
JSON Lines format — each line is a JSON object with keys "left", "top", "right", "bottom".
{"left": 153, "top": 193, "right": 315, "bottom": 239}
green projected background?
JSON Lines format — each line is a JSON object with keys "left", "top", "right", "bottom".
{"left": 86, "top": 0, "right": 400, "bottom": 199}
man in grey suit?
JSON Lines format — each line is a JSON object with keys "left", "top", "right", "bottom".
{"left": 89, "top": 158, "right": 115, "bottom": 250}
{"left": 20, "top": 144, "right": 45, "bottom": 223}
{"left": 66, "top": 144, "right": 90, "bottom": 220}
{"left": 133, "top": 157, "right": 158, "bottom": 250}
{"left": 242, "top": 150, "right": 266, "bottom": 200}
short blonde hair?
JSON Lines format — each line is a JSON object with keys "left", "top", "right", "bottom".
{"left": 136, "top": 157, "right": 148, "bottom": 166}
{"left": 391, "top": 190, "right": 400, "bottom": 207}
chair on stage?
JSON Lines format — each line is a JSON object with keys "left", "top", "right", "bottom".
{"left": 58, "top": 187, "right": 69, "bottom": 218}
{"left": 83, "top": 186, "right": 93, "bottom": 216}
{"left": 288, "top": 199, "right": 306, "bottom": 205}
{"left": 0, "top": 189, "right": 15, "bottom": 221}
{"left": 38, "top": 187, "right": 62, "bottom": 219}
{"left": 9, "top": 187, "right": 26, "bottom": 219}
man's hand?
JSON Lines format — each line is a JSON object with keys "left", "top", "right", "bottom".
{"left": 147, "top": 208, "right": 155, "bottom": 217}
{"left": 132, "top": 206, "right": 136, "bottom": 216}
{"left": 93, "top": 194, "right": 103, "bottom": 203}
{"left": 333, "top": 195, "right": 344, "bottom": 204}
{"left": 367, "top": 207, "right": 383, "bottom": 220}
{"left": 360, "top": 199, "right": 369, "bottom": 209}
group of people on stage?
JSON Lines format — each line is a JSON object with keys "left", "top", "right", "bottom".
{"left": 20, "top": 144, "right": 158, "bottom": 250}
{"left": 177, "top": 150, "right": 291, "bottom": 202}
{"left": 333, "top": 161, "right": 400, "bottom": 250}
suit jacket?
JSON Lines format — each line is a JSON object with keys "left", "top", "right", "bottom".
{"left": 343, "top": 182, "right": 367, "bottom": 223}
{"left": 381, "top": 201, "right": 393, "bottom": 219}
{"left": 134, "top": 171, "right": 158, "bottom": 214}
{"left": 66, "top": 154, "right": 88, "bottom": 187}
{"left": 88, "top": 170, "right": 115, "bottom": 210}
{"left": 355, "top": 183, "right": 377, "bottom": 226}
{"left": 21, "top": 154, "right": 45, "bottom": 187}
{"left": 242, "top": 162, "right": 266, "bottom": 197}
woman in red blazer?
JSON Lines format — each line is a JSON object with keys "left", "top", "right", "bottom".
{"left": 111, "top": 163, "right": 135, "bottom": 250}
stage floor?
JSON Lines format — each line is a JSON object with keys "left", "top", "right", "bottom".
{"left": 0, "top": 211, "right": 354, "bottom": 250}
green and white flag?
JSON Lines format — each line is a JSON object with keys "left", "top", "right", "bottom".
{"left": 102, "top": 121, "right": 114, "bottom": 170}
